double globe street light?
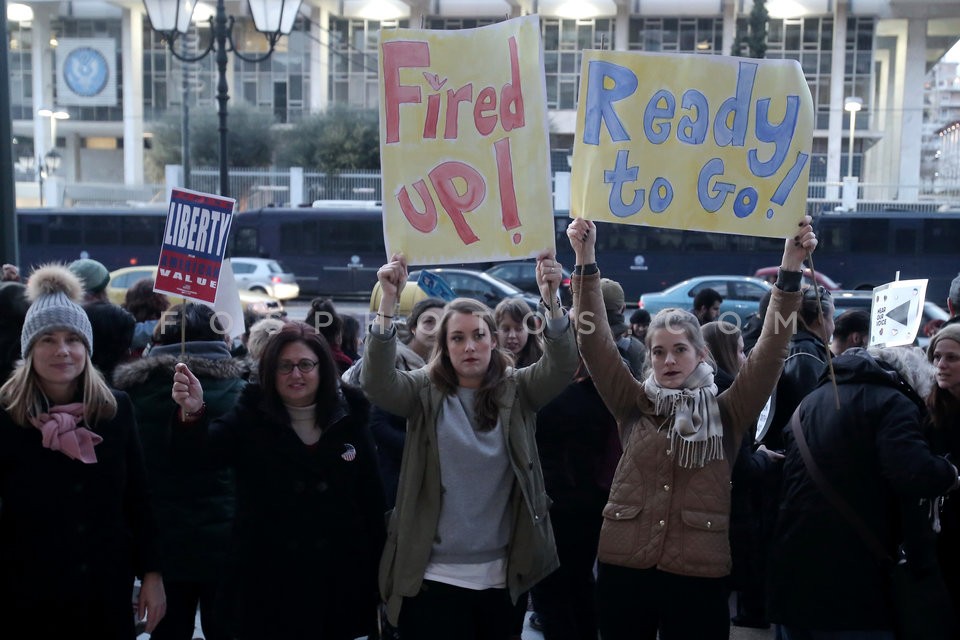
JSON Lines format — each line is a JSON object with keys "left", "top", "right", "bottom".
{"left": 19, "top": 149, "right": 62, "bottom": 207}
{"left": 143, "top": 0, "right": 303, "bottom": 197}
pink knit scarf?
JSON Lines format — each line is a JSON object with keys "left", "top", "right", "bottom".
{"left": 30, "top": 403, "right": 102, "bottom": 464}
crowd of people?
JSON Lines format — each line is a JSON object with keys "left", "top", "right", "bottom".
{"left": 1, "top": 216, "right": 960, "bottom": 640}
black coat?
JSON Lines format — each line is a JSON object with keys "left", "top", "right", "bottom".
{"left": 0, "top": 390, "right": 160, "bottom": 638}
{"left": 767, "top": 350, "right": 957, "bottom": 630}
{"left": 175, "top": 383, "right": 387, "bottom": 639}
{"left": 0, "top": 282, "right": 28, "bottom": 384}
{"left": 535, "top": 376, "right": 621, "bottom": 515}
{"left": 725, "top": 365, "right": 775, "bottom": 598}
{"left": 763, "top": 328, "right": 829, "bottom": 451}
{"left": 926, "top": 406, "right": 960, "bottom": 615}
{"left": 369, "top": 405, "right": 405, "bottom": 510}
{"left": 84, "top": 301, "right": 135, "bottom": 385}
{"left": 113, "top": 342, "right": 245, "bottom": 582}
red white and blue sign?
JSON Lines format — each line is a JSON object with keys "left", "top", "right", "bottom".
{"left": 154, "top": 188, "right": 236, "bottom": 305}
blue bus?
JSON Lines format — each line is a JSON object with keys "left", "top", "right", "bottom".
{"left": 577, "top": 209, "right": 960, "bottom": 302}
{"left": 16, "top": 206, "right": 168, "bottom": 270}
{"left": 16, "top": 206, "right": 960, "bottom": 303}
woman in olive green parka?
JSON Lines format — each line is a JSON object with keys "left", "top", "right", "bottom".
{"left": 362, "top": 252, "right": 578, "bottom": 636}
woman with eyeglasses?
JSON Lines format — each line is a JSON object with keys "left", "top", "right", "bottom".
{"left": 362, "top": 252, "right": 579, "bottom": 639}
{"left": 170, "top": 320, "right": 386, "bottom": 639}
{"left": 565, "top": 215, "right": 817, "bottom": 639}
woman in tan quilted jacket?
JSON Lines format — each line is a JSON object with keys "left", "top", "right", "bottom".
{"left": 566, "top": 216, "right": 817, "bottom": 640}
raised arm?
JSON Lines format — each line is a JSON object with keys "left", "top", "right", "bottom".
{"left": 361, "top": 254, "right": 425, "bottom": 417}
{"left": 169, "top": 362, "right": 238, "bottom": 466}
{"left": 172, "top": 362, "right": 204, "bottom": 421}
{"left": 536, "top": 249, "right": 564, "bottom": 319}
{"left": 781, "top": 215, "right": 818, "bottom": 273}
{"left": 514, "top": 250, "right": 578, "bottom": 409}
{"left": 721, "top": 216, "right": 816, "bottom": 437}
{"left": 567, "top": 218, "right": 644, "bottom": 425}
{"left": 374, "top": 252, "right": 407, "bottom": 332}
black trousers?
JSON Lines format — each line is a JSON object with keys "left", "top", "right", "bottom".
{"left": 597, "top": 563, "right": 730, "bottom": 640}
{"left": 399, "top": 580, "right": 514, "bottom": 640}
{"left": 149, "top": 579, "right": 228, "bottom": 640}
{"left": 531, "top": 509, "right": 603, "bottom": 640}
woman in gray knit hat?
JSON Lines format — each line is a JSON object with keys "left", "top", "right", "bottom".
{"left": 0, "top": 264, "right": 166, "bottom": 638}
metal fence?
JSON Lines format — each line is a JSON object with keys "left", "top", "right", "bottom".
{"left": 189, "top": 167, "right": 381, "bottom": 208}
{"left": 188, "top": 167, "right": 293, "bottom": 210}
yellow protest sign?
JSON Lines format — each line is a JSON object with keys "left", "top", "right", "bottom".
{"left": 379, "top": 16, "right": 554, "bottom": 265}
{"left": 571, "top": 51, "right": 813, "bottom": 239}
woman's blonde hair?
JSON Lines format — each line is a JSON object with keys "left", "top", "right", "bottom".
{"left": 0, "top": 351, "right": 117, "bottom": 427}
{"left": 646, "top": 308, "right": 708, "bottom": 356}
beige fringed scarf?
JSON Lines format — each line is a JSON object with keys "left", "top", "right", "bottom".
{"left": 643, "top": 361, "right": 723, "bottom": 469}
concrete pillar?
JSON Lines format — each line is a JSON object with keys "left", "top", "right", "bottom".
{"left": 122, "top": 8, "right": 146, "bottom": 186}
{"left": 614, "top": 3, "right": 629, "bottom": 52}
{"left": 165, "top": 164, "right": 184, "bottom": 202}
{"left": 65, "top": 132, "right": 80, "bottom": 183}
{"left": 897, "top": 18, "right": 926, "bottom": 202}
{"left": 872, "top": 41, "right": 896, "bottom": 198}
{"left": 407, "top": 1, "right": 428, "bottom": 29}
{"left": 825, "top": 1, "right": 847, "bottom": 201}
{"left": 44, "top": 177, "right": 64, "bottom": 207}
{"left": 310, "top": 5, "right": 328, "bottom": 112}
{"left": 879, "top": 20, "right": 909, "bottom": 200}
{"left": 721, "top": 0, "right": 737, "bottom": 57}
{"left": 30, "top": 7, "right": 53, "bottom": 160}
{"left": 289, "top": 167, "right": 305, "bottom": 206}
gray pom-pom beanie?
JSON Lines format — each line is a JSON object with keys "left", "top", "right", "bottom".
{"left": 21, "top": 265, "right": 94, "bottom": 357}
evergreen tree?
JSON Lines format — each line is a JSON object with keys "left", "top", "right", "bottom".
{"left": 275, "top": 105, "right": 380, "bottom": 173}
{"left": 746, "top": 0, "right": 769, "bottom": 59}
{"left": 730, "top": 0, "right": 768, "bottom": 59}
{"left": 145, "top": 104, "right": 276, "bottom": 182}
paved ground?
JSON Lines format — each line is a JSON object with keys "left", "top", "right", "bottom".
{"left": 145, "top": 608, "right": 775, "bottom": 639}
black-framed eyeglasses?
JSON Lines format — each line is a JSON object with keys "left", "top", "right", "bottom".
{"left": 277, "top": 359, "right": 319, "bottom": 375}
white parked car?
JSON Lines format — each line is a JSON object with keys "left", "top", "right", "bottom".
{"left": 230, "top": 257, "right": 300, "bottom": 300}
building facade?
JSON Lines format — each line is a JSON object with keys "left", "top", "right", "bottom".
{"left": 7, "top": 0, "right": 960, "bottom": 205}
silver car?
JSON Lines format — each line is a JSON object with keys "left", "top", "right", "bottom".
{"left": 230, "top": 257, "right": 301, "bottom": 300}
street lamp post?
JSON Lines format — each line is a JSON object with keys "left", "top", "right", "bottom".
{"left": 841, "top": 96, "right": 863, "bottom": 211}
{"left": 143, "top": 0, "right": 302, "bottom": 197}
{"left": 37, "top": 107, "right": 71, "bottom": 150}
{"left": 21, "top": 150, "right": 63, "bottom": 207}
{"left": 844, "top": 96, "right": 863, "bottom": 178}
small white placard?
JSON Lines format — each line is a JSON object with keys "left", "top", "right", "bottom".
{"left": 868, "top": 279, "right": 928, "bottom": 348}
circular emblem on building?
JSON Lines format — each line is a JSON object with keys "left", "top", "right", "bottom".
{"left": 63, "top": 47, "right": 109, "bottom": 97}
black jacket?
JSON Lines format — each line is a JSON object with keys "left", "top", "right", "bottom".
{"left": 84, "top": 301, "right": 135, "bottom": 385}
{"left": 175, "top": 382, "right": 386, "bottom": 639}
{"left": 0, "top": 282, "right": 28, "bottom": 384}
{"left": 763, "top": 328, "right": 829, "bottom": 451}
{"left": 0, "top": 390, "right": 160, "bottom": 638}
{"left": 113, "top": 341, "right": 245, "bottom": 582}
{"left": 768, "top": 350, "right": 956, "bottom": 630}
{"left": 535, "top": 376, "right": 621, "bottom": 514}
